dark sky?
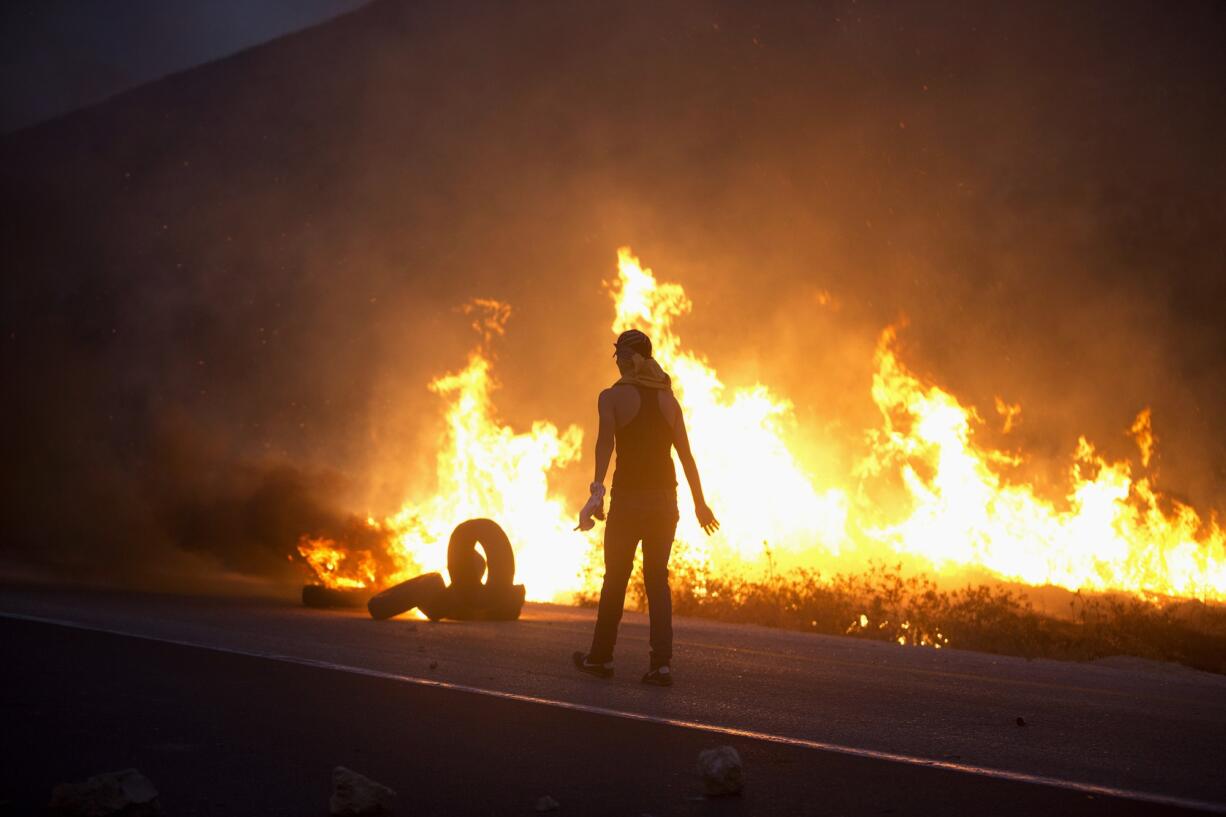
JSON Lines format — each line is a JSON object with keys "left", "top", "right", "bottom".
{"left": 0, "top": 0, "right": 367, "bottom": 132}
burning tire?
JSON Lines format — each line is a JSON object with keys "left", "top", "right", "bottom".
{"left": 447, "top": 518, "right": 515, "bottom": 590}
{"left": 302, "top": 585, "right": 371, "bottom": 609}
{"left": 366, "top": 572, "right": 446, "bottom": 621}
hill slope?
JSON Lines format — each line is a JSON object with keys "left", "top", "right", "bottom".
{"left": 2, "top": 0, "right": 1224, "bottom": 587}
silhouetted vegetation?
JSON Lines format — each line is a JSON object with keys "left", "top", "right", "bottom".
{"left": 580, "top": 561, "right": 1226, "bottom": 674}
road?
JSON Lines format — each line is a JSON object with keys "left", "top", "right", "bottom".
{"left": 2, "top": 584, "right": 1223, "bottom": 815}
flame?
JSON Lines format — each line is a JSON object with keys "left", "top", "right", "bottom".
{"left": 300, "top": 248, "right": 1226, "bottom": 605}
{"left": 861, "top": 330, "right": 1224, "bottom": 599}
{"left": 607, "top": 248, "right": 1224, "bottom": 601}
{"left": 297, "top": 537, "right": 379, "bottom": 589}
{"left": 1130, "top": 408, "right": 1156, "bottom": 468}
{"left": 300, "top": 300, "right": 592, "bottom": 600}
{"left": 994, "top": 396, "right": 1022, "bottom": 434}
{"left": 609, "top": 248, "right": 850, "bottom": 568}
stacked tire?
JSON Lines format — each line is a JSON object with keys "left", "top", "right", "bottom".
{"left": 419, "top": 581, "right": 528, "bottom": 621}
{"left": 366, "top": 572, "right": 446, "bottom": 621}
{"left": 364, "top": 518, "right": 526, "bottom": 622}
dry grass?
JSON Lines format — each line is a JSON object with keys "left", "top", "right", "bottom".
{"left": 579, "top": 560, "right": 1226, "bottom": 674}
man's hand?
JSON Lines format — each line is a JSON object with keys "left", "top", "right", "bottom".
{"left": 696, "top": 502, "right": 720, "bottom": 535}
{"left": 575, "top": 483, "right": 607, "bottom": 532}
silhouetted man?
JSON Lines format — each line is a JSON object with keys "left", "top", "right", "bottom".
{"left": 574, "top": 329, "right": 719, "bottom": 686}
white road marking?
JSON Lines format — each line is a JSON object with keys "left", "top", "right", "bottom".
{"left": 5, "top": 610, "right": 1224, "bottom": 814}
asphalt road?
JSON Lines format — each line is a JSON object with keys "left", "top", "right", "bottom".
{"left": 2, "top": 585, "right": 1224, "bottom": 815}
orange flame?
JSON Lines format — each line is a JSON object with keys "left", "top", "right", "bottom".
{"left": 860, "top": 328, "right": 1223, "bottom": 598}
{"left": 608, "top": 247, "right": 850, "bottom": 570}
{"left": 297, "top": 536, "right": 380, "bottom": 589}
{"left": 300, "top": 248, "right": 1226, "bottom": 604}
{"left": 302, "top": 300, "right": 594, "bottom": 599}
{"left": 1130, "top": 407, "right": 1156, "bottom": 468}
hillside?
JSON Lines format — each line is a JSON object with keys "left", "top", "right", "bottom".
{"left": 2, "top": 0, "right": 1224, "bottom": 588}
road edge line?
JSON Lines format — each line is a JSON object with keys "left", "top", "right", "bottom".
{"left": 5, "top": 610, "right": 1223, "bottom": 814}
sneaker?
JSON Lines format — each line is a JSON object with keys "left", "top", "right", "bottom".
{"left": 572, "top": 651, "right": 613, "bottom": 679}
{"left": 641, "top": 665, "right": 673, "bottom": 687}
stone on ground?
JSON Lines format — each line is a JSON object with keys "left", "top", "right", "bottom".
{"left": 535, "top": 794, "right": 560, "bottom": 812}
{"left": 330, "top": 766, "right": 397, "bottom": 816}
{"left": 48, "top": 768, "right": 162, "bottom": 816}
{"left": 697, "top": 745, "right": 744, "bottom": 796}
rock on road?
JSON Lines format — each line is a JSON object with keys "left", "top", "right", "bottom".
{"left": 1, "top": 584, "right": 1223, "bottom": 815}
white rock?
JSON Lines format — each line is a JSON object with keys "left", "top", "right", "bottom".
{"left": 535, "top": 794, "right": 560, "bottom": 812}
{"left": 697, "top": 745, "right": 744, "bottom": 796}
{"left": 330, "top": 766, "right": 397, "bottom": 816}
{"left": 49, "top": 768, "right": 162, "bottom": 816}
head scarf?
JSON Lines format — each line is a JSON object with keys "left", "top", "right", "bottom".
{"left": 613, "top": 329, "right": 652, "bottom": 358}
{"left": 613, "top": 330, "right": 671, "bottom": 390}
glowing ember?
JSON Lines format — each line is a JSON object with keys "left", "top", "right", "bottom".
{"left": 299, "top": 248, "right": 1226, "bottom": 604}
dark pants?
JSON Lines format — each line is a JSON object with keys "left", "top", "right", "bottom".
{"left": 588, "top": 490, "right": 679, "bottom": 668}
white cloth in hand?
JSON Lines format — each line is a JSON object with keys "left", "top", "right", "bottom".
{"left": 576, "top": 483, "right": 607, "bottom": 531}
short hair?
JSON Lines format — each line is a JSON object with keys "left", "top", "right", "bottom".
{"left": 613, "top": 329, "right": 652, "bottom": 358}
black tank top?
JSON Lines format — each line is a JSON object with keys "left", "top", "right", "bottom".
{"left": 612, "top": 385, "right": 677, "bottom": 491}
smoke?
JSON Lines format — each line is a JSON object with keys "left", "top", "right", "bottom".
{"left": 1, "top": 0, "right": 1224, "bottom": 591}
{"left": 2, "top": 385, "right": 377, "bottom": 592}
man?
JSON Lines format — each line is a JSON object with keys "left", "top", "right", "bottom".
{"left": 573, "top": 329, "right": 719, "bottom": 686}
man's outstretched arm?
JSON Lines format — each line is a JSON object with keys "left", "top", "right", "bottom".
{"left": 593, "top": 389, "right": 616, "bottom": 486}
{"left": 672, "top": 410, "right": 720, "bottom": 535}
{"left": 576, "top": 390, "right": 616, "bottom": 531}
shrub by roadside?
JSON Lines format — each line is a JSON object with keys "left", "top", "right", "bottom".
{"left": 580, "top": 560, "right": 1226, "bottom": 674}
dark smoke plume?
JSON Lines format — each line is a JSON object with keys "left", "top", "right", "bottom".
{"left": 2, "top": 0, "right": 1223, "bottom": 591}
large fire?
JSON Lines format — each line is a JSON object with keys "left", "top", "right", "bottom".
{"left": 299, "top": 248, "right": 1226, "bottom": 604}
{"left": 300, "top": 299, "right": 590, "bottom": 597}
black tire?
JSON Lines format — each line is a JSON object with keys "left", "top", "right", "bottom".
{"left": 418, "top": 582, "right": 455, "bottom": 622}
{"left": 466, "top": 548, "right": 487, "bottom": 584}
{"left": 447, "top": 518, "right": 515, "bottom": 590}
{"left": 366, "top": 572, "right": 446, "bottom": 621}
{"left": 417, "top": 553, "right": 487, "bottom": 622}
{"left": 483, "top": 583, "right": 526, "bottom": 621}
{"left": 439, "top": 583, "right": 526, "bottom": 621}
{"left": 302, "top": 585, "right": 371, "bottom": 609}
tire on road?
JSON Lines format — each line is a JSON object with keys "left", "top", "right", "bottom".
{"left": 366, "top": 572, "right": 446, "bottom": 620}
{"left": 447, "top": 518, "right": 515, "bottom": 590}
{"left": 418, "top": 582, "right": 454, "bottom": 622}
{"left": 302, "top": 585, "right": 371, "bottom": 609}
{"left": 439, "top": 583, "right": 527, "bottom": 621}
{"left": 481, "top": 583, "right": 526, "bottom": 621}
{"left": 466, "top": 548, "right": 487, "bottom": 584}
